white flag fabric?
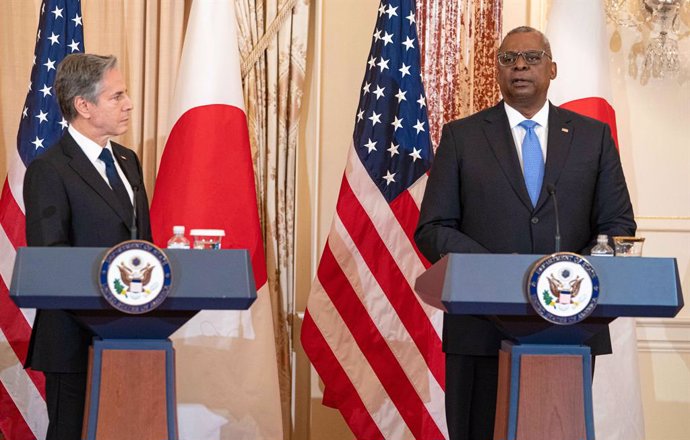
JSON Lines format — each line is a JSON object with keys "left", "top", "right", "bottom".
{"left": 547, "top": 2, "right": 645, "bottom": 439}
{"left": 150, "top": 1, "right": 283, "bottom": 438}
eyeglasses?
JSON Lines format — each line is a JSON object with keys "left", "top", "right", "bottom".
{"left": 497, "top": 50, "right": 552, "bottom": 66}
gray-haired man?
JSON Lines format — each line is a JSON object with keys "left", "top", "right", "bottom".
{"left": 23, "top": 53, "right": 152, "bottom": 439}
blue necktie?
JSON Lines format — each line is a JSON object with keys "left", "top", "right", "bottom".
{"left": 98, "top": 148, "right": 133, "bottom": 216}
{"left": 519, "top": 120, "right": 544, "bottom": 207}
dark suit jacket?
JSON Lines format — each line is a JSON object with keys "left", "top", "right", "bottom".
{"left": 415, "top": 101, "right": 636, "bottom": 356}
{"left": 23, "top": 132, "right": 152, "bottom": 373}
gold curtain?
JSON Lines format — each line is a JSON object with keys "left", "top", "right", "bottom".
{"left": 80, "top": 0, "right": 187, "bottom": 193}
{"left": 417, "top": 0, "right": 503, "bottom": 146}
{"left": 235, "top": 0, "right": 310, "bottom": 436}
{"left": 0, "top": 0, "right": 38, "bottom": 178}
{"left": 0, "top": 1, "right": 308, "bottom": 438}
{"left": 0, "top": 0, "right": 186, "bottom": 193}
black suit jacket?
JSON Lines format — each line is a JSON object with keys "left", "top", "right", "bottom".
{"left": 415, "top": 102, "right": 636, "bottom": 356}
{"left": 24, "top": 132, "right": 152, "bottom": 373}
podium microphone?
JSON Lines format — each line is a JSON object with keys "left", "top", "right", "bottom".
{"left": 546, "top": 183, "right": 561, "bottom": 252}
{"left": 130, "top": 185, "right": 139, "bottom": 241}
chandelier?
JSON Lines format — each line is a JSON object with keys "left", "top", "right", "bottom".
{"left": 605, "top": 0, "right": 689, "bottom": 84}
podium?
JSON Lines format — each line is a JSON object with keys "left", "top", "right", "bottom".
{"left": 10, "top": 247, "right": 257, "bottom": 440}
{"left": 415, "top": 253, "right": 684, "bottom": 440}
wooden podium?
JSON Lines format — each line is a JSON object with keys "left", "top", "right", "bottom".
{"left": 10, "top": 247, "right": 257, "bottom": 440}
{"left": 415, "top": 253, "right": 684, "bottom": 440}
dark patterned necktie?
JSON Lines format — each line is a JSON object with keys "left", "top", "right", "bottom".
{"left": 98, "top": 148, "right": 133, "bottom": 217}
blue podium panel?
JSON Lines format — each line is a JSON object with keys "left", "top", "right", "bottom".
{"left": 414, "top": 253, "right": 683, "bottom": 318}
{"left": 10, "top": 247, "right": 257, "bottom": 310}
{"left": 414, "top": 253, "right": 684, "bottom": 440}
{"left": 9, "top": 246, "right": 256, "bottom": 439}
{"left": 10, "top": 247, "right": 258, "bottom": 338}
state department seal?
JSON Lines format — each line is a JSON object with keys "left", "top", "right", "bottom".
{"left": 99, "top": 240, "right": 172, "bottom": 314}
{"left": 527, "top": 252, "right": 599, "bottom": 325}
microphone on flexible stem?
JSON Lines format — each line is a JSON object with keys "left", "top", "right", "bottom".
{"left": 546, "top": 183, "right": 561, "bottom": 252}
{"left": 130, "top": 185, "right": 139, "bottom": 241}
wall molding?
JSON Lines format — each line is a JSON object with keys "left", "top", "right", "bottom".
{"left": 635, "top": 217, "right": 690, "bottom": 233}
{"left": 636, "top": 318, "right": 690, "bottom": 353}
{"left": 311, "top": 0, "right": 323, "bottom": 277}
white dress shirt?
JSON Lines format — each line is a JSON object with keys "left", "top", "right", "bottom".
{"left": 504, "top": 101, "right": 550, "bottom": 173}
{"left": 68, "top": 125, "right": 134, "bottom": 203}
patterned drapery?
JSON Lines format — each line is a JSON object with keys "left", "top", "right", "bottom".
{"left": 235, "top": 0, "right": 310, "bottom": 437}
{"left": 417, "top": 0, "right": 503, "bottom": 146}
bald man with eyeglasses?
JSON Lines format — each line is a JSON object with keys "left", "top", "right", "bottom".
{"left": 415, "top": 26, "right": 635, "bottom": 440}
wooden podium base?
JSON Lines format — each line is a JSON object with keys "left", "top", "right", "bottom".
{"left": 82, "top": 339, "right": 177, "bottom": 440}
{"left": 493, "top": 342, "right": 594, "bottom": 440}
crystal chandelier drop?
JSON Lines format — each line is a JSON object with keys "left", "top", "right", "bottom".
{"left": 605, "top": 0, "right": 689, "bottom": 84}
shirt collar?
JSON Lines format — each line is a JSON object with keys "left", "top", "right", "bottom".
{"left": 68, "top": 125, "right": 113, "bottom": 163}
{"left": 504, "top": 100, "right": 550, "bottom": 129}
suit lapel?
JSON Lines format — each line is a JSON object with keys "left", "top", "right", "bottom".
{"left": 112, "top": 143, "right": 141, "bottom": 234}
{"left": 112, "top": 143, "right": 139, "bottom": 191}
{"left": 62, "top": 133, "right": 133, "bottom": 228}
{"left": 482, "top": 102, "right": 533, "bottom": 210}
{"left": 534, "top": 104, "right": 574, "bottom": 210}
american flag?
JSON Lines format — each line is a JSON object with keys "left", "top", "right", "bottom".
{"left": 0, "top": 1, "right": 83, "bottom": 438}
{"left": 300, "top": 1, "right": 447, "bottom": 438}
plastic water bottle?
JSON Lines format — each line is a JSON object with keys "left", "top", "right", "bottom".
{"left": 167, "top": 225, "right": 190, "bottom": 249}
{"left": 591, "top": 234, "right": 614, "bottom": 257}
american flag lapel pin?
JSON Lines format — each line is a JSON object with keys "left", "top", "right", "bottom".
{"left": 561, "top": 127, "right": 569, "bottom": 133}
